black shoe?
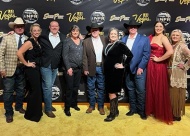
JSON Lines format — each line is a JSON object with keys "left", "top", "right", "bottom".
{"left": 126, "top": 110, "right": 136, "bottom": 116}
{"left": 104, "top": 114, "right": 115, "bottom": 122}
{"left": 173, "top": 116, "right": 181, "bottom": 121}
{"left": 15, "top": 108, "right": 25, "bottom": 114}
{"left": 71, "top": 106, "right": 80, "bottom": 111}
{"left": 6, "top": 116, "right": 13, "bottom": 123}
{"left": 64, "top": 110, "right": 71, "bottom": 116}
{"left": 139, "top": 113, "right": 147, "bottom": 120}
{"left": 52, "top": 106, "right": 56, "bottom": 111}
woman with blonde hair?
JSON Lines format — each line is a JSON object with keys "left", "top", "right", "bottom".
{"left": 168, "top": 29, "right": 190, "bottom": 121}
{"left": 17, "top": 23, "right": 43, "bottom": 122}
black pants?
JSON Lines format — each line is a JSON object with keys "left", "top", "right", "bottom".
{"left": 64, "top": 68, "right": 82, "bottom": 111}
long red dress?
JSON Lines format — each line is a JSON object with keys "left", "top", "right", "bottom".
{"left": 146, "top": 36, "right": 173, "bottom": 124}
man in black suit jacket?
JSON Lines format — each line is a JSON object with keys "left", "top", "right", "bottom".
{"left": 38, "top": 21, "right": 65, "bottom": 118}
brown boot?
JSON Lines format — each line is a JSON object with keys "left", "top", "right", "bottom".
{"left": 86, "top": 107, "right": 95, "bottom": 113}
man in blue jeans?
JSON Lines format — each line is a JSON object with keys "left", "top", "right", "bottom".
{"left": 0, "top": 17, "right": 28, "bottom": 123}
{"left": 121, "top": 19, "right": 150, "bottom": 120}
{"left": 38, "top": 21, "right": 65, "bottom": 118}
{"left": 83, "top": 23, "right": 106, "bottom": 115}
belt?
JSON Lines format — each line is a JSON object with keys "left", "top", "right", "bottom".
{"left": 167, "top": 66, "right": 176, "bottom": 69}
{"left": 96, "top": 62, "right": 102, "bottom": 67}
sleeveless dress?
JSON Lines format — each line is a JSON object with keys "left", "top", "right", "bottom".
{"left": 145, "top": 36, "right": 173, "bottom": 124}
{"left": 24, "top": 38, "right": 43, "bottom": 122}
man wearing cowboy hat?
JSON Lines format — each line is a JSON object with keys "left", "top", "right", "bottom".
{"left": 121, "top": 18, "right": 150, "bottom": 120}
{"left": 83, "top": 23, "right": 106, "bottom": 115}
{"left": 0, "top": 17, "right": 28, "bottom": 123}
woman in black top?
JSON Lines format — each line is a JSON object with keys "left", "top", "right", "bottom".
{"left": 17, "top": 23, "right": 42, "bottom": 122}
{"left": 62, "top": 25, "right": 83, "bottom": 116}
{"left": 104, "top": 27, "right": 133, "bottom": 122}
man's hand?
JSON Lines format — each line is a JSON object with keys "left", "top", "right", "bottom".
{"left": 67, "top": 68, "right": 73, "bottom": 76}
{"left": 0, "top": 71, "right": 6, "bottom": 78}
{"left": 137, "top": 68, "right": 143, "bottom": 75}
{"left": 84, "top": 71, "right": 89, "bottom": 76}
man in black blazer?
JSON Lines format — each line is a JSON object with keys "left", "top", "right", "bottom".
{"left": 38, "top": 21, "right": 65, "bottom": 118}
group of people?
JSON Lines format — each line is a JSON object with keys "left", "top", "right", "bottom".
{"left": 0, "top": 17, "right": 190, "bottom": 125}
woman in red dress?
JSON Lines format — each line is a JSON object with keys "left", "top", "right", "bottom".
{"left": 146, "top": 21, "right": 174, "bottom": 124}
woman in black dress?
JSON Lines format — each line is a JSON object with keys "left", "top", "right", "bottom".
{"left": 17, "top": 23, "right": 43, "bottom": 122}
{"left": 104, "top": 27, "right": 133, "bottom": 122}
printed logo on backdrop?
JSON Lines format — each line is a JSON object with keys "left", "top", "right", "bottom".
{"left": 52, "top": 85, "right": 60, "bottom": 100}
{"left": 133, "top": 13, "right": 151, "bottom": 24}
{"left": 180, "top": 0, "right": 190, "bottom": 5}
{"left": 155, "top": 0, "right": 174, "bottom": 2}
{"left": 136, "top": 0, "right": 150, "bottom": 6}
{"left": 46, "top": 0, "right": 56, "bottom": 2}
{"left": 0, "top": 9, "right": 17, "bottom": 20}
{"left": 156, "top": 11, "right": 171, "bottom": 26}
{"left": 78, "top": 89, "right": 85, "bottom": 96}
{"left": 117, "top": 88, "right": 125, "bottom": 101}
{"left": 113, "top": 0, "right": 129, "bottom": 4}
{"left": 186, "top": 90, "right": 189, "bottom": 101}
{"left": 110, "top": 15, "right": 130, "bottom": 21}
{"left": 90, "top": 10, "right": 105, "bottom": 25}
{"left": 43, "top": 13, "right": 64, "bottom": 20}
{"left": 23, "top": 8, "right": 38, "bottom": 23}
{"left": 175, "top": 16, "right": 190, "bottom": 23}
{"left": 0, "top": 90, "right": 3, "bottom": 96}
{"left": 182, "top": 31, "right": 190, "bottom": 45}
{"left": 1, "top": 0, "right": 12, "bottom": 2}
{"left": 66, "top": 12, "right": 85, "bottom": 22}
{"left": 69, "top": 0, "right": 83, "bottom": 5}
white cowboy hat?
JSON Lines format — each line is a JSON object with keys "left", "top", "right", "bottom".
{"left": 8, "top": 17, "right": 25, "bottom": 29}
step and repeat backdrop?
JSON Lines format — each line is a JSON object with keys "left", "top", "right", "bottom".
{"left": 0, "top": 0, "right": 190, "bottom": 103}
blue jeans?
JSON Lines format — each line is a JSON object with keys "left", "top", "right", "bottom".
{"left": 2, "top": 67, "right": 25, "bottom": 117}
{"left": 125, "top": 69, "right": 146, "bottom": 114}
{"left": 87, "top": 67, "right": 105, "bottom": 109}
{"left": 40, "top": 65, "right": 58, "bottom": 112}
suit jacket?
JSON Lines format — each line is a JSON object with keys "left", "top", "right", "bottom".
{"left": 83, "top": 35, "right": 106, "bottom": 76}
{"left": 121, "top": 34, "right": 150, "bottom": 74}
{"left": 0, "top": 34, "right": 28, "bottom": 76}
{"left": 38, "top": 30, "right": 66, "bottom": 69}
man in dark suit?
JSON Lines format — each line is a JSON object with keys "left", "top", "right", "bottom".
{"left": 38, "top": 21, "right": 65, "bottom": 118}
{"left": 121, "top": 19, "right": 150, "bottom": 120}
{"left": 83, "top": 23, "right": 106, "bottom": 115}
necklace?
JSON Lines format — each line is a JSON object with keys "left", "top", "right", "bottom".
{"left": 104, "top": 41, "right": 117, "bottom": 56}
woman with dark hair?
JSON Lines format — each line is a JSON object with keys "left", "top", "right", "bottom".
{"left": 168, "top": 29, "right": 190, "bottom": 121}
{"left": 17, "top": 23, "right": 43, "bottom": 122}
{"left": 104, "top": 27, "right": 133, "bottom": 122}
{"left": 62, "top": 25, "right": 83, "bottom": 116}
{"left": 145, "top": 21, "right": 174, "bottom": 124}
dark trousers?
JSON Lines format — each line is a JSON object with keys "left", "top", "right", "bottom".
{"left": 24, "top": 66, "right": 42, "bottom": 122}
{"left": 2, "top": 66, "right": 25, "bottom": 117}
{"left": 64, "top": 68, "right": 82, "bottom": 111}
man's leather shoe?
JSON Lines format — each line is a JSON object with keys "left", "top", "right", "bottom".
{"left": 86, "top": 107, "right": 95, "bottom": 113}
{"left": 71, "top": 106, "right": 80, "bottom": 111}
{"left": 139, "top": 113, "right": 147, "bottom": 120}
{"left": 15, "top": 108, "right": 25, "bottom": 114}
{"left": 64, "top": 110, "right": 71, "bottom": 116}
{"left": 173, "top": 116, "right": 181, "bottom": 121}
{"left": 45, "top": 111, "right": 56, "bottom": 118}
{"left": 99, "top": 108, "right": 105, "bottom": 115}
{"left": 52, "top": 106, "right": 56, "bottom": 111}
{"left": 126, "top": 111, "right": 136, "bottom": 116}
{"left": 6, "top": 116, "right": 13, "bottom": 123}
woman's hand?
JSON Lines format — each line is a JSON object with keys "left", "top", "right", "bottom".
{"left": 67, "top": 68, "right": 73, "bottom": 76}
{"left": 114, "top": 63, "right": 124, "bottom": 69}
{"left": 150, "top": 55, "right": 160, "bottom": 62}
{"left": 26, "top": 61, "right": 36, "bottom": 68}
{"left": 177, "top": 63, "right": 185, "bottom": 70}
